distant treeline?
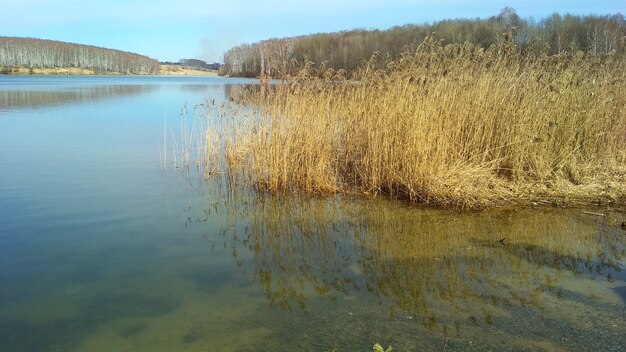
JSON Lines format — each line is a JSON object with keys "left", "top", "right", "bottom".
{"left": 220, "top": 8, "right": 626, "bottom": 77}
{"left": 161, "top": 59, "right": 221, "bottom": 70}
{"left": 0, "top": 37, "right": 160, "bottom": 74}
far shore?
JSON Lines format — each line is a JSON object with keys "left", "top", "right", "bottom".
{"left": 0, "top": 65, "right": 218, "bottom": 76}
{"left": 158, "top": 64, "right": 218, "bottom": 76}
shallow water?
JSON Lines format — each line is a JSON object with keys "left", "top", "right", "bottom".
{"left": 0, "top": 76, "right": 624, "bottom": 351}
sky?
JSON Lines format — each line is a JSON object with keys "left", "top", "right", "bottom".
{"left": 1, "top": 1, "right": 623, "bottom": 63}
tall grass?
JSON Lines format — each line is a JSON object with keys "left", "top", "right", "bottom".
{"left": 213, "top": 35, "right": 626, "bottom": 208}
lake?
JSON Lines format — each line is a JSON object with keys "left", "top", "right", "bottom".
{"left": 0, "top": 75, "right": 624, "bottom": 351}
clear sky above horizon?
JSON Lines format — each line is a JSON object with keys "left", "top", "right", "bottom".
{"left": 1, "top": 1, "right": 623, "bottom": 63}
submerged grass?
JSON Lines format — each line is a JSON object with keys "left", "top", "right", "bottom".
{"left": 206, "top": 35, "right": 625, "bottom": 208}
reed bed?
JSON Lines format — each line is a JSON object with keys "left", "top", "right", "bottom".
{"left": 213, "top": 36, "right": 626, "bottom": 208}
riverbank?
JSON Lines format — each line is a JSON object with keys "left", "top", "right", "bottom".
{"left": 159, "top": 64, "right": 218, "bottom": 76}
{"left": 1, "top": 66, "right": 102, "bottom": 75}
{"left": 205, "top": 37, "right": 626, "bottom": 209}
{"left": 0, "top": 65, "right": 218, "bottom": 76}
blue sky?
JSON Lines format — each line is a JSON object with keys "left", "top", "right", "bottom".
{"left": 1, "top": 1, "right": 623, "bottom": 63}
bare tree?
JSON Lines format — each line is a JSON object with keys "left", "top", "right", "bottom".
{"left": 218, "top": 10, "right": 626, "bottom": 77}
{"left": 0, "top": 37, "right": 160, "bottom": 74}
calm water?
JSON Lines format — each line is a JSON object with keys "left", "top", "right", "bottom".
{"left": 0, "top": 76, "right": 624, "bottom": 352}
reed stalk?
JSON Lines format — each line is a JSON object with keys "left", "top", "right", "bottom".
{"left": 212, "top": 36, "right": 625, "bottom": 208}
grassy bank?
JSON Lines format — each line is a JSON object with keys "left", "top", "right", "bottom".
{"left": 159, "top": 64, "right": 217, "bottom": 76}
{"left": 205, "top": 36, "right": 625, "bottom": 208}
{"left": 0, "top": 66, "right": 157, "bottom": 75}
{"left": 0, "top": 65, "right": 217, "bottom": 76}
{"left": 1, "top": 66, "right": 101, "bottom": 75}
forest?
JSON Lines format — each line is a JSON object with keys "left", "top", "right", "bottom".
{"left": 220, "top": 8, "right": 626, "bottom": 77}
{"left": 0, "top": 37, "right": 160, "bottom": 74}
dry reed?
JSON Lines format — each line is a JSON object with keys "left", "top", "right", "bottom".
{"left": 212, "top": 35, "right": 626, "bottom": 208}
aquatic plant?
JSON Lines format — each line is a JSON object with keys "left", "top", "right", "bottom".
{"left": 210, "top": 34, "right": 625, "bottom": 208}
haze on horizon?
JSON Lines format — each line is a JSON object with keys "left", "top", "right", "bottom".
{"left": 1, "top": 0, "right": 623, "bottom": 63}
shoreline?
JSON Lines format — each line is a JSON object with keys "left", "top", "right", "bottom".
{"left": 0, "top": 65, "right": 218, "bottom": 76}
{"left": 158, "top": 64, "right": 218, "bottom": 76}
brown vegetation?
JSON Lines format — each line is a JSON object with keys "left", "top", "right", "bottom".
{"left": 0, "top": 66, "right": 98, "bottom": 75}
{"left": 220, "top": 9, "right": 625, "bottom": 78}
{"left": 159, "top": 64, "right": 217, "bottom": 76}
{"left": 206, "top": 35, "right": 625, "bottom": 208}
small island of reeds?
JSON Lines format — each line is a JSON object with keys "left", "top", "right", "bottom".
{"left": 191, "top": 35, "right": 625, "bottom": 209}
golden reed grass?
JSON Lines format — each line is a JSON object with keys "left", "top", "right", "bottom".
{"left": 213, "top": 35, "right": 626, "bottom": 208}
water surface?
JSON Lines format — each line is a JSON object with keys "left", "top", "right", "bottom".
{"left": 0, "top": 76, "right": 624, "bottom": 351}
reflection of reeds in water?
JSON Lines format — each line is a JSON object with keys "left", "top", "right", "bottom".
{"left": 213, "top": 189, "right": 357, "bottom": 310}
{"left": 206, "top": 190, "right": 625, "bottom": 330}
{"left": 356, "top": 207, "right": 623, "bottom": 325}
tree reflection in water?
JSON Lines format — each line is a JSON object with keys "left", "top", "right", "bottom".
{"left": 0, "top": 84, "right": 157, "bottom": 110}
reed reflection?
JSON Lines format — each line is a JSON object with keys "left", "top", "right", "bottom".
{"left": 355, "top": 205, "right": 625, "bottom": 330}
{"left": 202, "top": 186, "right": 358, "bottom": 311}
{"left": 199, "top": 184, "right": 625, "bottom": 333}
